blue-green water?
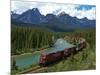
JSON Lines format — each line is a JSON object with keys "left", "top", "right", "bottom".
{"left": 13, "top": 38, "right": 74, "bottom": 69}
{"left": 15, "top": 53, "right": 40, "bottom": 69}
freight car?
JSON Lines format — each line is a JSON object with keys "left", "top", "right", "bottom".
{"left": 64, "top": 46, "right": 76, "bottom": 57}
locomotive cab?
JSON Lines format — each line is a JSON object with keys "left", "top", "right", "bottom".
{"left": 39, "top": 50, "right": 64, "bottom": 67}
{"left": 39, "top": 54, "right": 47, "bottom": 66}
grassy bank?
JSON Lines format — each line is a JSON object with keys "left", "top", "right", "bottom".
{"left": 11, "top": 63, "right": 40, "bottom": 75}
{"left": 11, "top": 46, "right": 51, "bottom": 59}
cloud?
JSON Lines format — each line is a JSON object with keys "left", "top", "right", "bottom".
{"left": 76, "top": 7, "right": 96, "bottom": 20}
{"left": 11, "top": 1, "right": 41, "bottom": 14}
{"left": 11, "top": 1, "right": 96, "bottom": 20}
{"left": 12, "top": 0, "right": 96, "bottom": 5}
{"left": 39, "top": 3, "right": 62, "bottom": 15}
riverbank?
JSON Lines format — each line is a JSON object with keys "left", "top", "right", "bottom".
{"left": 11, "top": 52, "right": 33, "bottom": 59}
{"left": 11, "top": 48, "right": 50, "bottom": 59}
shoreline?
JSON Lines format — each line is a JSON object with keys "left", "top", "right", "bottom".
{"left": 11, "top": 51, "right": 41, "bottom": 59}
{"left": 11, "top": 52, "right": 33, "bottom": 59}
{"left": 11, "top": 48, "right": 49, "bottom": 59}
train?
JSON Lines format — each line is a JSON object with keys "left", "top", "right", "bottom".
{"left": 39, "top": 38, "right": 86, "bottom": 67}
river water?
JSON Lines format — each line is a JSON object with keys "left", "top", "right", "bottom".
{"left": 13, "top": 38, "right": 74, "bottom": 69}
{"left": 14, "top": 53, "right": 40, "bottom": 69}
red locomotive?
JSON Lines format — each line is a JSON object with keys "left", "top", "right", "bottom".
{"left": 39, "top": 50, "right": 64, "bottom": 66}
{"left": 39, "top": 38, "right": 86, "bottom": 67}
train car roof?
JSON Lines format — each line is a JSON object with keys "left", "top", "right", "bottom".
{"left": 42, "top": 38, "right": 75, "bottom": 55}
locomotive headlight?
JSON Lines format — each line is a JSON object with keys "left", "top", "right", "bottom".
{"left": 42, "top": 56, "right": 46, "bottom": 59}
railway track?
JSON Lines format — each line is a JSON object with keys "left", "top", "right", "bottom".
{"left": 27, "top": 67, "right": 47, "bottom": 73}
{"left": 21, "top": 66, "right": 47, "bottom": 74}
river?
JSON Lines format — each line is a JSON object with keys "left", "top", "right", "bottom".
{"left": 12, "top": 38, "right": 74, "bottom": 69}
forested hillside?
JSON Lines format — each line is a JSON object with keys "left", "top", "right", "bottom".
{"left": 11, "top": 25, "right": 54, "bottom": 55}
{"left": 11, "top": 23, "right": 95, "bottom": 56}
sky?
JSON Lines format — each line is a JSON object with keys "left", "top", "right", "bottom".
{"left": 11, "top": 0, "right": 96, "bottom": 20}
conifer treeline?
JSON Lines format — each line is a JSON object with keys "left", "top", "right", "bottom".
{"left": 11, "top": 25, "right": 95, "bottom": 55}
{"left": 11, "top": 25, "right": 54, "bottom": 55}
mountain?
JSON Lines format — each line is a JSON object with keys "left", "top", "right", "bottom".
{"left": 57, "top": 12, "right": 96, "bottom": 28}
{"left": 11, "top": 11, "right": 20, "bottom": 20}
{"left": 12, "top": 8, "right": 45, "bottom": 24}
{"left": 11, "top": 8, "right": 96, "bottom": 32}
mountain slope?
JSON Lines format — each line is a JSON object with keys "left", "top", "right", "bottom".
{"left": 11, "top": 8, "right": 96, "bottom": 32}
